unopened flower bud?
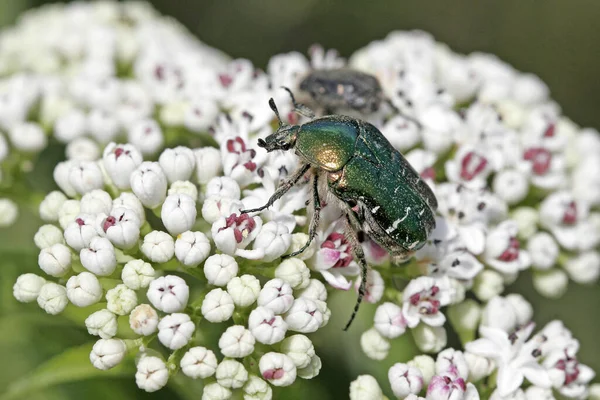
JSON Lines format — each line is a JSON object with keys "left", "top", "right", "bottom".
{"left": 13, "top": 273, "right": 46, "bottom": 303}
{"left": 408, "top": 355, "right": 436, "bottom": 385}
{"left": 219, "top": 325, "right": 255, "bottom": 358}
{"left": 128, "top": 118, "right": 163, "bottom": 155}
{"left": 285, "top": 298, "right": 323, "bottom": 333}
{"left": 257, "top": 278, "right": 294, "bottom": 314}
{"left": 204, "top": 254, "right": 239, "bottom": 286}
{"left": 90, "top": 338, "right": 126, "bottom": 371}
{"left": 412, "top": 324, "right": 447, "bottom": 354}
{"left": 360, "top": 328, "right": 390, "bottom": 361}
{"left": 194, "top": 147, "right": 222, "bottom": 184}
{"left": 34, "top": 224, "right": 64, "bottom": 249}
{"left": 181, "top": 346, "right": 218, "bottom": 379}
{"left": 121, "top": 259, "right": 155, "bottom": 290}
{"left": 158, "top": 313, "right": 195, "bottom": 350}
{"left": 564, "top": 251, "right": 600, "bottom": 284}
{"left": 129, "top": 304, "right": 159, "bottom": 336}
{"left": 37, "top": 282, "right": 68, "bottom": 315}
{"left": 147, "top": 275, "right": 189, "bottom": 313}
{"left": 39, "top": 191, "right": 67, "bottom": 222}
{"left": 243, "top": 375, "right": 272, "bottom": 400}
{"left": 159, "top": 146, "right": 196, "bottom": 184}
{"left": 249, "top": 306, "right": 288, "bottom": 345}
{"left": 533, "top": 269, "right": 568, "bottom": 298}
{"left": 66, "top": 272, "right": 103, "bottom": 307}
{"left": 106, "top": 284, "right": 138, "bottom": 315}
{"left": 201, "top": 288, "right": 234, "bottom": 323}
{"left": 388, "top": 363, "right": 424, "bottom": 398}
{"left": 175, "top": 231, "right": 210, "bottom": 267}
{"left": 280, "top": 335, "right": 315, "bottom": 369}
{"left": 275, "top": 258, "right": 310, "bottom": 289}
{"left": 80, "top": 189, "right": 112, "bottom": 215}
{"left": 202, "top": 383, "right": 231, "bottom": 400}
{"left": 161, "top": 193, "right": 197, "bottom": 235}
{"left": 85, "top": 309, "right": 118, "bottom": 339}
{"left": 473, "top": 269, "right": 504, "bottom": 301}
{"left": 135, "top": 356, "right": 168, "bottom": 392}
{"left": 38, "top": 243, "right": 72, "bottom": 277}
{"left": 259, "top": 352, "right": 297, "bottom": 387}
{"left": 141, "top": 230, "right": 174, "bottom": 263}
{"left": 80, "top": 237, "right": 117, "bottom": 276}
{"left": 206, "top": 176, "right": 241, "bottom": 200}
{"left": 349, "top": 375, "right": 384, "bottom": 400}
{"left": 216, "top": 359, "right": 248, "bottom": 389}
{"left": 130, "top": 162, "right": 167, "bottom": 208}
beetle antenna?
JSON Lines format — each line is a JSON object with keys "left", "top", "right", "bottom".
{"left": 281, "top": 86, "right": 316, "bottom": 119}
{"left": 269, "top": 98, "right": 284, "bottom": 127}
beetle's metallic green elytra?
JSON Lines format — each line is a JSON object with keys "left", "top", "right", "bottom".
{"left": 299, "top": 68, "right": 384, "bottom": 113}
{"left": 244, "top": 89, "right": 437, "bottom": 330}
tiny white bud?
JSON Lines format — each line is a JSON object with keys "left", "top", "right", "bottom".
{"left": 103, "top": 143, "right": 143, "bottom": 189}
{"left": 202, "top": 383, "right": 231, "bottom": 400}
{"left": 511, "top": 207, "right": 539, "bottom": 239}
{"left": 527, "top": 232, "right": 559, "bottom": 270}
{"left": 219, "top": 325, "right": 255, "bottom": 358}
{"left": 66, "top": 272, "right": 102, "bottom": 307}
{"left": 184, "top": 100, "right": 219, "bottom": 133}
{"left": 253, "top": 221, "right": 292, "bottom": 262}
{"left": 492, "top": 169, "right": 529, "bottom": 205}
{"left": 106, "top": 284, "right": 138, "bottom": 315}
{"left": 533, "top": 269, "right": 568, "bottom": 298}
{"left": 80, "top": 190, "right": 113, "bottom": 215}
{"left": 97, "top": 207, "right": 141, "bottom": 249}
{"left": 159, "top": 146, "right": 196, "bottom": 184}
{"left": 168, "top": 180, "right": 198, "bottom": 202}
{"left": 436, "top": 348, "right": 468, "bottom": 380}
{"left": 88, "top": 110, "right": 120, "bottom": 143}
{"left": 136, "top": 356, "right": 168, "bottom": 392}
{"left": 54, "top": 161, "right": 77, "bottom": 197}
{"left": 68, "top": 161, "right": 104, "bottom": 195}
{"left": 360, "top": 328, "right": 390, "bottom": 361}
{"left": 297, "top": 279, "right": 327, "bottom": 302}
{"left": 90, "top": 338, "right": 126, "bottom": 370}
{"left": 472, "top": 269, "right": 504, "bottom": 301}
{"left": 243, "top": 375, "right": 273, "bottom": 400}
{"left": 38, "top": 243, "right": 72, "bottom": 277}
{"left": 564, "top": 251, "right": 600, "bottom": 284}
{"left": 411, "top": 324, "right": 447, "bottom": 354}
{"left": 296, "top": 354, "right": 322, "bottom": 379}
{"left": 64, "top": 214, "right": 98, "bottom": 251}
{"left": 161, "top": 193, "right": 197, "bottom": 235}
{"left": 128, "top": 118, "right": 164, "bottom": 155}
{"left": 175, "top": 231, "right": 210, "bottom": 267}
{"left": 141, "top": 230, "right": 175, "bottom": 263}
{"left": 130, "top": 162, "right": 167, "bottom": 208}
{"left": 280, "top": 335, "right": 316, "bottom": 369}
{"left": 66, "top": 137, "right": 100, "bottom": 161}
{"left": 39, "top": 191, "right": 67, "bottom": 222}
{"left": 113, "top": 192, "right": 145, "bottom": 224}
{"left": 288, "top": 233, "right": 317, "bottom": 260}
{"left": 216, "top": 359, "right": 249, "bottom": 389}
{"left": 121, "top": 259, "right": 155, "bottom": 290}
{"left": 85, "top": 309, "right": 118, "bottom": 339}
{"left": 259, "top": 352, "right": 297, "bottom": 387}
{"left": 0, "top": 198, "right": 18, "bottom": 227}
{"left": 505, "top": 294, "right": 533, "bottom": 326}
{"left": 206, "top": 176, "right": 241, "bottom": 200}
{"left": 194, "top": 147, "right": 222, "bottom": 184}
{"left": 374, "top": 302, "right": 407, "bottom": 339}
{"left": 34, "top": 224, "right": 64, "bottom": 249}
{"left": 248, "top": 306, "right": 288, "bottom": 345}
{"left": 158, "top": 313, "right": 195, "bottom": 350}
{"left": 464, "top": 352, "right": 495, "bottom": 382}
{"left": 201, "top": 288, "right": 235, "bottom": 323}
{"left": 274, "top": 258, "right": 310, "bottom": 289}
{"left": 203, "top": 254, "right": 238, "bottom": 286}
{"left": 13, "top": 273, "right": 46, "bottom": 303}
{"left": 388, "top": 363, "right": 424, "bottom": 398}
{"left": 407, "top": 355, "right": 436, "bottom": 385}
{"left": 227, "top": 274, "right": 261, "bottom": 307}
{"left": 181, "top": 346, "right": 218, "bottom": 379}
{"left": 257, "top": 278, "right": 294, "bottom": 314}
{"left": 54, "top": 109, "right": 87, "bottom": 143}
{"left": 9, "top": 122, "right": 47, "bottom": 152}
{"left": 447, "top": 299, "right": 481, "bottom": 334}
{"left": 284, "top": 298, "right": 323, "bottom": 333}
{"left": 129, "top": 304, "right": 159, "bottom": 336}
{"left": 80, "top": 237, "right": 117, "bottom": 276}
{"left": 147, "top": 275, "right": 189, "bottom": 313}
{"left": 349, "top": 375, "right": 384, "bottom": 400}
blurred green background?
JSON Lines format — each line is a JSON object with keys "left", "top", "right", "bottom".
{"left": 1, "top": 1, "right": 600, "bottom": 399}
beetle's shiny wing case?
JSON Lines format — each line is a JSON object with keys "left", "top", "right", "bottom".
{"left": 328, "top": 121, "right": 436, "bottom": 254}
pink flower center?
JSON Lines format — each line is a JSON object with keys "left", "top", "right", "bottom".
{"left": 219, "top": 213, "right": 257, "bottom": 243}
{"left": 410, "top": 286, "right": 442, "bottom": 315}
{"left": 219, "top": 74, "right": 233, "bottom": 88}
{"left": 544, "top": 123, "right": 555, "bottom": 137}
{"left": 562, "top": 201, "right": 577, "bottom": 225}
{"left": 76, "top": 218, "right": 85, "bottom": 226}
{"left": 523, "top": 147, "right": 552, "bottom": 175}
{"left": 263, "top": 368, "right": 284, "bottom": 380}
{"left": 555, "top": 356, "right": 580, "bottom": 385}
{"left": 226, "top": 136, "right": 257, "bottom": 172}
{"left": 498, "top": 237, "right": 520, "bottom": 262}
{"left": 321, "top": 232, "right": 353, "bottom": 268}
{"left": 460, "top": 151, "right": 488, "bottom": 181}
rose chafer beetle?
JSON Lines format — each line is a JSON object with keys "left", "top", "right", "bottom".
{"left": 299, "top": 68, "right": 384, "bottom": 114}
{"left": 242, "top": 88, "right": 437, "bottom": 330}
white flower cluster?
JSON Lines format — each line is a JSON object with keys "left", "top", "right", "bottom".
{"left": 5, "top": 2, "right": 600, "bottom": 399}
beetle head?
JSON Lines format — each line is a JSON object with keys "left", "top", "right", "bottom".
{"left": 258, "top": 98, "right": 299, "bottom": 152}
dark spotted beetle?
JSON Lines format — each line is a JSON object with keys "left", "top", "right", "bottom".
{"left": 299, "top": 68, "right": 384, "bottom": 114}
{"left": 242, "top": 89, "right": 437, "bottom": 330}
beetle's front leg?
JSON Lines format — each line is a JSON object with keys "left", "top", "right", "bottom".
{"left": 342, "top": 213, "right": 368, "bottom": 331}
{"left": 241, "top": 163, "right": 311, "bottom": 214}
{"left": 284, "top": 172, "right": 321, "bottom": 258}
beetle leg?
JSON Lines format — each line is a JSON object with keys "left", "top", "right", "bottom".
{"left": 282, "top": 86, "right": 316, "bottom": 119}
{"left": 241, "top": 163, "right": 311, "bottom": 214}
{"left": 284, "top": 172, "right": 321, "bottom": 258}
{"left": 342, "top": 213, "right": 368, "bottom": 331}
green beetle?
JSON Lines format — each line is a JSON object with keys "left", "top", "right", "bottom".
{"left": 242, "top": 89, "right": 437, "bottom": 330}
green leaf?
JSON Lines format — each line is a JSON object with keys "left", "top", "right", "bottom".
{"left": 0, "top": 343, "right": 134, "bottom": 400}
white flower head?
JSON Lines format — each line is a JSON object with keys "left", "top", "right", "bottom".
{"left": 161, "top": 193, "right": 197, "bottom": 235}
{"left": 90, "top": 338, "right": 126, "bottom": 371}
{"left": 257, "top": 278, "right": 294, "bottom": 315}
{"left": 174, "top": 230, "right": 210, "bottom": 267}
{"left": 129, "top": 304, "right": 159, "bottom": 336}
{"left": 181, "top": 346, "right": 218, "bottom": 379}
{"left": 66, "top": 272, "right": 103, "bottom": 307}
{"left": 248, "top": 306, "right": 288, "bottom": 345}
{"left": 130, "top": 161, "right": 168, "bottom": 208}
{"left": 201, "top": 288, "right": 234, "bottom": 323}
{"left": 135, "top": 356, "right": 168, "bottom": 392}
{"left": 204, "top": 253, "right": 239, "bottom": 286}
{"left": 259, "top": 352, "right": 297, "bottom": 387}
{"left": 158, "top": 313, "right": 195, "bottom": 350}
{"left": 13, "top": 273, "right": 46, "bottom": 303}
{"left": 141, "top": 230, "right": 174, "bottom": 263}
{"left": 147, "top": 275, "right": 189, "bottom": 313}
{"left": 85, "top": 309, "right": 118, "bottom": 339}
